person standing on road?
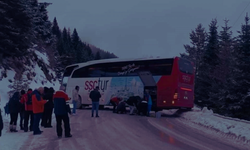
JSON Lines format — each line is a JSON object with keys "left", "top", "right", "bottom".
{"left": 89, "top": 86, "right": 101, "bottom": 117}
{"left": 20, "top": 89, "right": 34, "bottom": 132}
{"left": 41, "top": 87, "right": 49, "bottom": 127}
{"left": 32, "top": 87, "right": 48, "bottom": 135}
{"left": 19, "top": 90, "right": 25, "bottom": 130}
{"left": 8, "top": 92, "right": 21, "bottom": 132}
{"left": 145, "top": 90, "right": 152, "bottom": 117}
{"left": 53, "top": 85, "right": 72, "bottom": 138}
{"left": 72, "top": 86, "right": 80, "bottom": 115}
{"left": 42, "top": 87, "right": 55, "bottom": 128}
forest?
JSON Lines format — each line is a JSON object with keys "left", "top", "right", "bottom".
{"left": 181, "top": 14, "right": 250, "bottom": 120}
{"left": 0, "top": 0, "right": 117, "bottom": 81}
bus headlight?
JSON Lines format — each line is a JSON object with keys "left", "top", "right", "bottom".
{"left": 172, "top": 101, "right": 175, "bottom": 104}
{"left": 163, "top": 100, "right": 166, "bottom": 103}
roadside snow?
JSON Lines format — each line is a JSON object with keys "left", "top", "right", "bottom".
{"left": 165, "top": 107, "right": 250, "bottom": 143}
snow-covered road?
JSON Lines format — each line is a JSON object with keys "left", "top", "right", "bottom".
{"left": 1, "top": 108, "right": 247, "bottom": 150}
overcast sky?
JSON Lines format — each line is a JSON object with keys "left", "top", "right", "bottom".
{"left": 39, "top": 0, "right": 250, "bottom": 58}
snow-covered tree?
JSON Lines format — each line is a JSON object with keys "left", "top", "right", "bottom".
{"left": 8, "top": 78, "right": 30, "bottom": 96}
{"left": 182, "top": 24, "right": 207, "bottom": 75}
{"left": 224, "top": 14, "right": 250, "bottom": 119}
{"left": 0, "top": 0, "right": 32, "bottom": 57}
{"left": 196, "top": 19, "right": 220, "bottom": 108}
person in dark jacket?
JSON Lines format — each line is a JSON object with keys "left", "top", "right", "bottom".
{"left": 0, "top": 108, "right": 3, "bottom": 136}
{"left": 137, "top": 100, "right": 148, "bottom": 116}
{"left": 8, "top": 92, "right": 21, "bottom": 132}
{"left": 116, "top": 100, "right": 126, "bottom": 114}
{"left": 53, "top": 85, "right": 72, "bottom": 138}
{"left": 41, "top": 87, "right": 49, "bottom": 127}
{"left": 20, "top": 89, "right": 33, "bottom": 132}
{"left": 19, "top": 90, "right": 25, "bottom": 130}
{"left": 126, "top": 96, "right": 138, "bottom": 115}
{"left": 89, "top": 86, "right": 101, "bottom": 117}
{"left": 42, "top": 87, "right": 54, "bottom": 128}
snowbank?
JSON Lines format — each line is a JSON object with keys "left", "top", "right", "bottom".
{"left": 174, "top": 107, "right": 250, "bottom": 142}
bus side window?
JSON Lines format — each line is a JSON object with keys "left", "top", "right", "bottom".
{"left": 88, "top": 67, "right": 106, "bottom": 77}
{"left": 149, "top": 64, "right": 173, "bottom": 75}
{"left": 72, "top": 67, "right": 88, "bottom": 78}
{"left": 106, "top": 67, "right": 121, "bottom": 77}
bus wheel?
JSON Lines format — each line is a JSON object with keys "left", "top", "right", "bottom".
{"left": 99, "top": 105, "right": 104, "bottom": 110}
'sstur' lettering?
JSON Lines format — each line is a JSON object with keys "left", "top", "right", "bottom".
{"left": 85, "top": 78, "right": 109, "bottom": 92}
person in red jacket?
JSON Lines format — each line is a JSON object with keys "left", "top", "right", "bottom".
{"left": 32, "top": 87, "right": 48, "bottom": 135}
{"left": 20, "top": 89, "right": 33, "bottom": 132}
{"left": 110, "top": 97, "right": 121, "bottom": 113}
{"left": 53, "top": 85, "right": 72, "bottom": 138}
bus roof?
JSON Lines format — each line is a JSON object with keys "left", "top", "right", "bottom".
{"left": 66, "top": 56, "right": 178, "bottom": 68}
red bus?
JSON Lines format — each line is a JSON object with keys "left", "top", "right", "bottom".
{"left": 62, "top": 57, "right": 194, "bottom": 111}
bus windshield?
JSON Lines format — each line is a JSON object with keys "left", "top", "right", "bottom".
{"left": 178, "top": 58, "right": 194, "bottom": 74}
{"left": 62, "top": 65, "right": 79, "bottom": 87}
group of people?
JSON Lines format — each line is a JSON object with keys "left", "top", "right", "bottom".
{"left": 110, "top": 89, "right": 153, "bottom": 116}
{"left": 2, "top": 85, "right": 73, "bottom": 138}
{"left": 0, "top": 85, "right": 153, "bottom": 138}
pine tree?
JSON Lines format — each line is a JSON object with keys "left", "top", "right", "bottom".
{"left": 226, "top": 14, "right": 250, "bottom": 119}
{"left": 182, "top": 23, "right": 207, "bottom": 76}
{"left": 215, "top": 19, "right": 235, "bottom": 114}
{"left": 37, "top": 2, "right": 53, "bottom": 44}
{"left": 71, "top": 28, "right": 83, "bottom": 63}
{"left": 95, "top": 51, "right": 101, "bottom": 60}
{"left": 0, "top": 0, "right": 32, "bottom": 58}
{"left": 196, "top": 19, "right": 220, "bottom": 108}
{"left": 181, "top": 24, "right": 207, "bottom": 106}
{"left": 52, "top": 17, "right": 61, "bottom": 39}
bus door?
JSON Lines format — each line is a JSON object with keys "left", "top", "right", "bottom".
{"left": 137, "top": 71, "right": 157, "bottom": 110}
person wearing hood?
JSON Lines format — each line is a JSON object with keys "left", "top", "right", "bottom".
{"left": 32, "top": 87, "right": 48, "bottom": 135}
{"left": 8, "top": 92, "right": 21, "bottom": 132}
{"left": 20, "top": 89, "right": 33, "bottom": 132}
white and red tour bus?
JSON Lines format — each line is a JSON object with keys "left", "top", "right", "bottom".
{"left": 62, "top": 57, "right": 195, "bottom": 111}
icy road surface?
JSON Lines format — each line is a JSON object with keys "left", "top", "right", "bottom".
{"left": 15, "top": 109, "right": 243, "bottom": 150}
